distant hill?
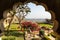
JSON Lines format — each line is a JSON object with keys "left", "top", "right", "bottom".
{"left": 24, "top": 19, "right": 49, "bottom": 23}
{"left": 11, "top": 15, "right": 51, "bottom": 23}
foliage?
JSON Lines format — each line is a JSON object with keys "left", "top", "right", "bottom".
{"left": 6, "top": 3, "right": 31, "bottom": 35}
{"left": 21, "top": 21, "right": 40, "bottom": 31}
{"left": 2, "top": 36, "right": 24, "bottom": 40}
{"left": 2, "top": 36, "right": 16, "bottom": 40}
{"left": 4, "top": 30, "right": 24, "bottom": 37}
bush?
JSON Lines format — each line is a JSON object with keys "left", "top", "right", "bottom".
{"left": 2, "top": 36, "right": 16, "bottom": 40}
{"left": 4, "top": 31, "right": 24, "bottom": 37}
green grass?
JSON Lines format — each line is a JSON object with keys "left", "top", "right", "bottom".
{"left": 9, "top": 24, "right": 20, "bottom": 30}
{"left": 39, "top": 23, "right": 53, "bottom": 29}
{"left": 5, "top": 23, "right": 53, "bottom": 30}
{"left": 16, "top": 37, "right": 24, "bottom": 40}
{"left": 2, "top": 36, "right": 24, "bottom": 40}
{"left": 2, "top": 23, "right": 60, "bottom": 40}
{"left": 5, "top": 24, "right": 20, "bottom": 30}
{"left": 4, "top": 23, "right": 24, "bottom": 40}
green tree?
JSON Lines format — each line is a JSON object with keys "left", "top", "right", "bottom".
{"left": 6, "top": 3, "right": 31, "bottom": 40}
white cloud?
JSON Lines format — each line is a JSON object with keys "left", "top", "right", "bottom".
{"left": 25, "top": 2, "right": 51, "bottom": 19}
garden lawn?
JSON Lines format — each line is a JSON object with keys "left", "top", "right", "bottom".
{"left": 5, "top": 23, "right": 53, "bottom": 30}
{"left": 1, "top": 36, "right": 24, "bottom": 40}
{"left": 5, "top": 23, "right": 20, "bottom": 30}
{"left": 2, "top": 23, "right": 60, "bottom": 40}
{"left": 39, "top": 23, "right": 53, "bottom": 29}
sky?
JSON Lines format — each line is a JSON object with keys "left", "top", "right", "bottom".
{"left": 25, "top": 2, "right": 51, "bottom": 19}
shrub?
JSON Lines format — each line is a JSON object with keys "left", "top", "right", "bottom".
{"left": 4, "top": 31, "right": 24, "bottom": 37}
{"left": 2, "top": 36, "right": 16, "bottom": 40}
{"left": 21, "top": 21, "right": 39, "bottom": 31}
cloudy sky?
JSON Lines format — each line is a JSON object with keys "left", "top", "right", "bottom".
{"left": 25, "top": 2, "right": 51, "bottom": 19}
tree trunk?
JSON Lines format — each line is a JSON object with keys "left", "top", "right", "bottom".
{"left": 7, "top": 12, "right": 16, "bottom": 35}
{"left": 24, "top": 31, "right": 25, "bottom": 40}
